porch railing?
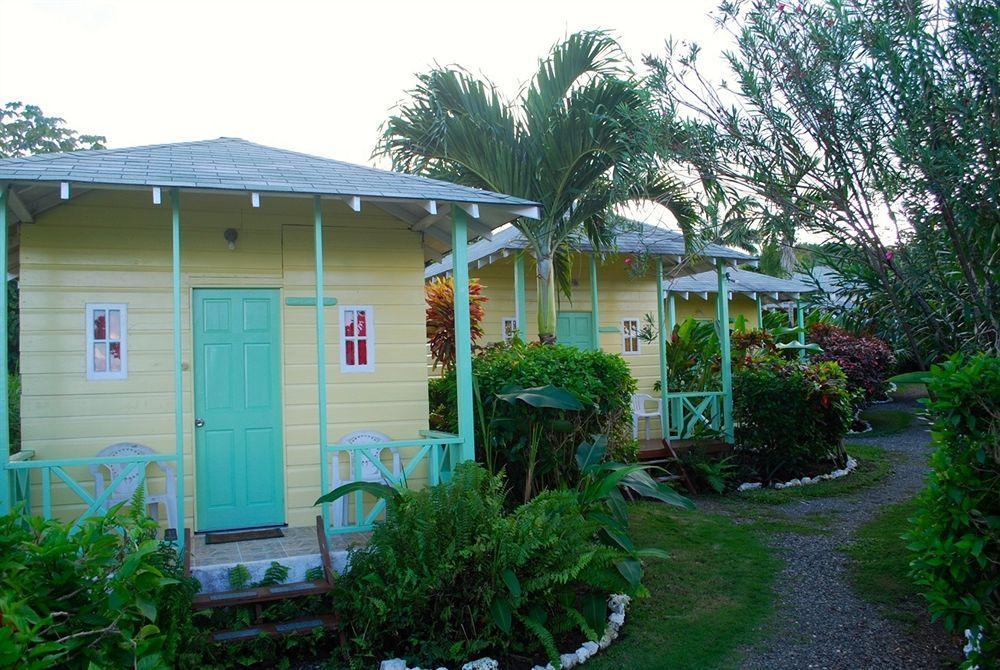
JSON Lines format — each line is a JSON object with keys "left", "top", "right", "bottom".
{"left": 8, "top": 450, "right": 35, "bottom": 513}
{"left": 4, "top": 452, "right": 180, "bottom": 531}
{"left": 321, "top": 430, "right": 464, "bottom": 535}
{"left": 665, "top": 391, "right": 725, "bottom": 441}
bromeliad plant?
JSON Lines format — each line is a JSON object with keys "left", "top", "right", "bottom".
{"left": 316, "top": 446, "right": 692, "bottom": 668}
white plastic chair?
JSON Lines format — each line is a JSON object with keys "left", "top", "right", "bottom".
{"left": 329, "top": 430, "right": 401, "bottom": 527}
{"left": 89, "top": 443, "right": 177, "bottom": 529}
{"left": 631, "top": 393, "right": 663, "bottom": 440}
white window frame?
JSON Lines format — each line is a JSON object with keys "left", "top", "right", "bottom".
{"left": 86, "top": 303, "right": 128, "bottom": 380}
{"left": 339, "top": 305, "right": 375, "bottom": 373}
{"left": 621, "top": 317, "right": 641, "bottom": 356}
{"left": 501, "top": 316, "right": 519, "bottom": 342}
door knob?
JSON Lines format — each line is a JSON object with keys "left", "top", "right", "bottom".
{"left": 195, "top": 418, "right": 205, "bottom": 428}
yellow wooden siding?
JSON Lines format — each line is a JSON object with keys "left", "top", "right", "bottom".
{"left": 19, "top": 189, "right": 430, "bottom": 529}
{"left": 470, "top": 255, "right": 758, "bottom": 435}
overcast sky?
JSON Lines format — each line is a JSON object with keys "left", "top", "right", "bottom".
{"left": 0, "top": 1, "right": 728, "bottom": 163}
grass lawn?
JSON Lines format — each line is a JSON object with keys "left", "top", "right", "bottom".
{"left": 587, "top": 503, "right": 778, "bottom": 670}
{"left": 855, "top": 407, "right": 916, "bottom": 437}
{"left": 736, "top": 443, "right": 893, "bottom": 504}
{"left": 841, "top": 497, "right": 926, "bottom": 627}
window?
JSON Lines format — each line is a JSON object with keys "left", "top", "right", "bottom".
{"left": 501, "top": 317, "right": 519, "bottom": 342}
{"left": 622, "top": 318, "right": 640, "bottom": 355}
{"left": 86, "top": 304, "right": 127, "bottom": 380}
{"left": 340, "top": 305, "right": 374, "bottom": 373}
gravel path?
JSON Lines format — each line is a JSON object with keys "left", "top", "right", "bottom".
{"left": 727, "top": 398, "right": 962, "bottom": 669}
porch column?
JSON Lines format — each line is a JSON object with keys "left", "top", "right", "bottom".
{"left": 513, "top": 253, "right": 527, "bottom": 340}
{"left": 667, "top": 291, "right": 676, "bottom": 337}
{"left": 756, "top": 294, "right": 764, "bottom": 329}
{"left": 796, "top": 296, "right": 805, "bottom": 360}
{"left": 313, "top": 197, "right": 330, "bottom": 526}
{"left": 589, "top": 254, "right": 600, "bottom": 350}
{"left": 452, "top": 208, "right": 475, "bottom": 462}
{"left": 717, "top": 263, "right": 734, "bottom": 443}
{"left": 656, "top": 258, "right": 669, "bottom": 441}
{"left": 0, "top": 186, "right": 9, "bottom": 515}
{"left": 169, "top": 189, "right": 185, "bottom": 539}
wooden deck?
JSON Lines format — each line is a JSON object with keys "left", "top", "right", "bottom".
{"left": 637, "top": 437, "right": 732, "bottom": 462}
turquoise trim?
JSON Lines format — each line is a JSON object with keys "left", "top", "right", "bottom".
{"left": 451, "top": 208, "right": 475, "bottom": 462}
{"left": 0, "top": 186, "right": 8, "bottom": 515}
{"left": 796, "top": 298, "right": 806, "bottom": 360}
{"left": 756, "top": 294, "right": 764, "bottom": 328}
{"left": 513, "top": 253, "right": 527, "bottom": 340}
{"left": 285, "top": 297, "right": 337, "bottom": 307}
{"left": 656, "top": 259, "right": 669, "bottom": 440}
{"left": 717, "top": 265, "right": 734, "bottom": 442}
{"left": 169, "top": 189, "right": 185, "bottom": 544}
{"left": 598, "top": 326, "right": 620, "bottom": 333}
{"left": 314, "top": 197, "right": 330, "bottom": 528}
{"left": 589, "top": 255, "right": 600, "bottom": 349}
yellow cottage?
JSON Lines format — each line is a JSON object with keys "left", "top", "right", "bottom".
{"left": 425, "top": 222, "right": 814, "bottom": 443}
{"left": 0, "top": 138, "right": 539, "bottom": 560}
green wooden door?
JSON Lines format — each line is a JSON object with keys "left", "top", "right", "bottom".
{"left": 194, "top": 289, "right": 284, "bottom": 531}
{"left": 556, "top": 311, "right": 595, "bottom": 350}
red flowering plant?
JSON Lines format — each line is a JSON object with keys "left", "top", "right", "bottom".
{"left": 426, "top": 276, "right": 487, "bottom": 370}
{"left": 807, "top": 323, "right": 896, "bottom": 407}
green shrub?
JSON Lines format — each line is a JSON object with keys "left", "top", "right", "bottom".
{"left": 430, "top": 342, "right": 637, "bottom": 496}
{"left": 732, "top": 355, "right": 853, "bottom": 482}
{"left": 328, "top": 458, "right": 684, "bottom": 668}
{"left": 906, "top": 354, "right": 999, "bottom": 668}
{"left": 0, "top": 502, "right": 201, "bottom": 669}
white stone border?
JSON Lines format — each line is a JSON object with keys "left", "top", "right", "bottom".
{"left": 378, "top": 594, "right": 631, "bottom": 670}
{"left": 736, "top": 456, "right": 858, "bottom": 492}
{"left": 848, "top": 420, "right": 873, "bottom": 435}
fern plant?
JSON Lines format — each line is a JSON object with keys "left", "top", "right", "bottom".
{"left": 227, "top": 564, "right": 251, "bottom": 591}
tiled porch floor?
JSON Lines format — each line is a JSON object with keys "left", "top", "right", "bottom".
{"left": 189, "top": 526, "right": 370, "bottom": 567}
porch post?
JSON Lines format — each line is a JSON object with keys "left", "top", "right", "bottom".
{"left": 656, "top": 258, "right": 669, "bottom": 441}
{"left": 314, "top": 197, "right": 330, "bottom": 526}
{"left": 0, "top": 186, "right": 9, "bottom": 515}
{"left": 589, "top": 254, "right": 599, "bottom": 350}
{"left": 717, "top": 263, "right": 734, "bottom": 443}
{"left": 169, "top": 189, "right": 185, "bottom": 539}
{"left": 667, "top": 291, "right": 676, "bottom": 337}
{"left": 513, "top": 253, "right": 527, "bottom": 340}
{"left": 756, "top": 294, "right": 764, "bottom": 329}
{"left": 452, "top": 208, "right": 475, "bottom": 462}
{"left": 796, "top": 296, "right": 805, "bottom": 360}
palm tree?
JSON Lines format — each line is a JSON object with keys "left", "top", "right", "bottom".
{"left": 378, "top": 30, "right": 696, "bottom": 342}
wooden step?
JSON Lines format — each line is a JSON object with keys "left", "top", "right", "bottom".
{"left": 193, "top": 579, "right": 331, "bottom": 610}
{"left": 212, "top": 614, "right": 339, "bottom": 642}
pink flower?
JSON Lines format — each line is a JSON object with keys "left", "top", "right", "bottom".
{"left": 624, "top": 256, "right": 634, "bottom": 266}
{"left": 777, "top": 2, "right": 785, "bottom": 9}
{"left": 885, "top": 250, "right": 894, "bottom": 262}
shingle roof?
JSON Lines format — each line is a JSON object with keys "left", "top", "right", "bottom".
{"left": 666, "top": 267, "right": 815, "bottom": 298}
{"left": 0, "top": 137, "right": 540, "bottom": 207}
{"left": 424, "top": 220, "right": 755, "bottom": 277}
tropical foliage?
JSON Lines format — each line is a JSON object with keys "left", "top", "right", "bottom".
{"left": 425, "top": 275, "right": 487, "bottom": 370}
{"left": 0, "top": 101, "right": 105, "bottom": 158}
{"left": 379, "top": 31, "right": 696, "bottom": 341}
{"left": 732, "top": 354, "right": 853, "bottom": 482}
{"left": 644, "top": 0, "right": 999, "bottom": 366}
{"left": 808, "top": 323, "right": 896, "bottom": 406}
{"left": 319, "top": 452, "right": 690, "bottom": 668}
{"left": 0, "top": 497, "right": 199, "bottom": 669}
{"left": 906, "top": 354, "right": 999, "bottom": 668}
{"left": 430, "top": 340, "right": 637, "bottom": 501}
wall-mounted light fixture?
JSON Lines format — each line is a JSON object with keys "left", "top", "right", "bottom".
{"left": 224, "top": 228, "right": 239, "bottom": 250}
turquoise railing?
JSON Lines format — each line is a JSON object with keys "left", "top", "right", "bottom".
{"left": 321, "top": 431, "right": 463, "bottom": 535}
{"left": 8, "top": 450, "right": 35, "bottom": 513}
{"left": 4, "top": 453, "right": 180, "bottom": 531}
{"left": 665, "top": 391, "right": 725, "bottom": 441}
